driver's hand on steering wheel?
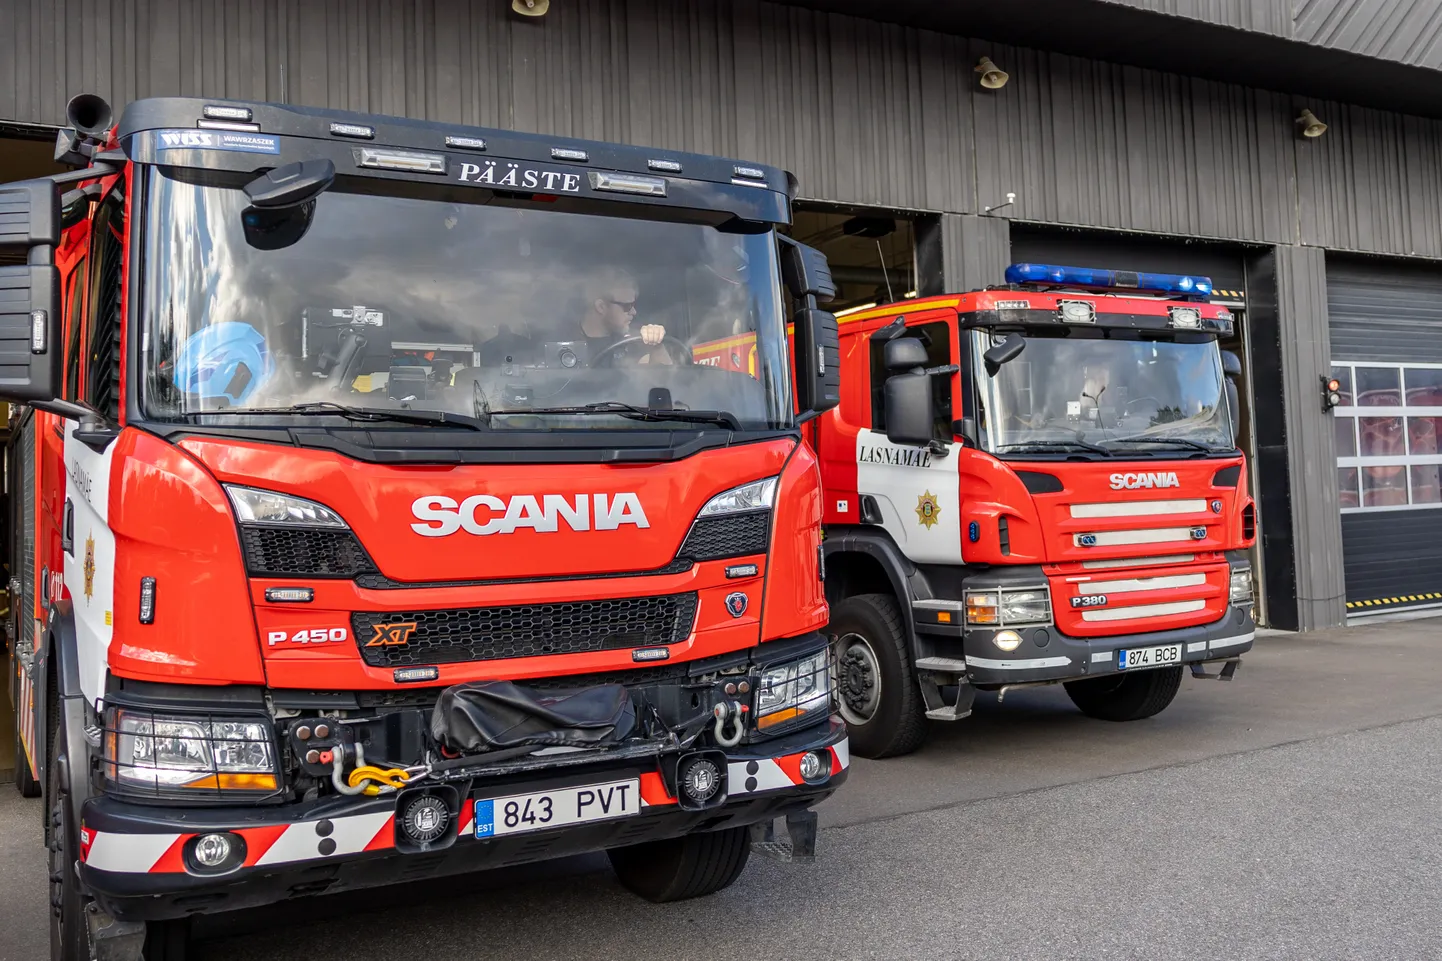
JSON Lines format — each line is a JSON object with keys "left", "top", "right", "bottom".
{"left": 639, "top": 324, "right": 666, "bottom": 346}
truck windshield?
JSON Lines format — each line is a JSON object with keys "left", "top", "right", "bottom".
{"left": 139, "top": 167, "right": 792, "bottom": 431}
{"left": 971, "top": 328, "right": 1233, "bottom": 454}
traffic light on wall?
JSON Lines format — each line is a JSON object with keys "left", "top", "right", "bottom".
{"left": 1321, "top": 373, "right": 1342, "bottom": 412}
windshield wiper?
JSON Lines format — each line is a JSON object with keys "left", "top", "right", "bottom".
{"left": 1103, "top": 437, "right": 1227, "bottom": 453}
{"left": 198, "top": 402, "right": 491, "bottom": 431}
{"left": 491, "top": 402, "right": 743, "bottom": 431}
{"left": 997, "top": 439, "right": 1111, "bottom": 456}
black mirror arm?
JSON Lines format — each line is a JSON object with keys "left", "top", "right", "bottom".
{"left": 30, "top": 399, "right": 120, "bottom": 453}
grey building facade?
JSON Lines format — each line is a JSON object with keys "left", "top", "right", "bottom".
{"left": 5, "top": 0, "right": 1442, "bottom": 630}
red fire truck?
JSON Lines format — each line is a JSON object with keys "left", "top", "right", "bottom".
{"left": 701, "top": 263, "right": 1257, "bottom": 758}
{"left": 2, "top": 94, "right": 849, "bottom": 960}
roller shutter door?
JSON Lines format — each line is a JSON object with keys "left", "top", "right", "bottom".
{"left": 1328, "top": 258, "right": 1442, "bottom": 615}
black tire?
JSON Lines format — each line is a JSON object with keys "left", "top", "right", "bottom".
{"left": 47, "top": 705, "right": 87, "bottom": 961}
{"left": 13, "top": 705, "right": 41, "bottom": 797}
{"left": 1064, "top": 665, "right": 1184, "bottom": 721}
{"left": 608, "top": 827, "right": 751, "bottom": 902}
{"left": 828, "top": 593, "right": 927, "bottom": 759}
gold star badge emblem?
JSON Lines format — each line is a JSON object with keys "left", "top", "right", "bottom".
{"left": 83, "top": 535, "right": 96, "bottom": 602}
{"left": 915, "top": 491, "right": 941, "bottom": 529}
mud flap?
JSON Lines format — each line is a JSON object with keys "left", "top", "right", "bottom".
{"left": 1189, "top": 658, "right": 1242, "bottom": 681}
{"left": 85, "top": 903, "right": 145, "bottom": 961}
{"left": 748, "top": 810, "right": 817, "bottom": 863}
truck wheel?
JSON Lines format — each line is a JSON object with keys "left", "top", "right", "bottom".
{"left": 828, "top": 594, "right": 927, "bottom": 759}
{"left": 1064, "top": 665, "right": 1184, "bottom": 721}
{"left": 47, "top": 712, "right": 87, "bottom": 961}
{"left": 14, "top": 711, "right": 41, "bottom": 797}
{"left": 608, "top": 826, "right": 750, "bottom": 902}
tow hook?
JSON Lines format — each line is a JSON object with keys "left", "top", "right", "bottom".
{"left": 712, "top": 700, "right": 746, "bottom": 747}
{"left": 1190, "top": 658, "right": 1242, "bottom": 681}
{"left": 749, "top": 810, "right": 818, "bottom": 863}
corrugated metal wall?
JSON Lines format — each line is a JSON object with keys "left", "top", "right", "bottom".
{"left": 6, "top": 0, "right": 1442, "bottom": 263}
{"left": 1099, "top": 0, "right": 1292, "bottom": 36}
{"left": 1294, "top": 0, "right": 1442, "bottom": 69}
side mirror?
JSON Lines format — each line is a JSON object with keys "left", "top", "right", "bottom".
{"left": 0, "top": 180, "right": 64, "bottom": 405}
{"left": 883, "top": 337, "right": 928, "bottom": 373}
{"left": 983, "top": 334, "right": 1025, "bottom": 376}
{"left": 794, "top": 307, "right": 840, "bottom": 416}
{"left": 1221, "top": 349, "right": 1243, "bottom": 378}
{"left": 884, "top": 372, "right": 934, "bottom": 447}
{"left": 778, "top": 236, "right": 837, "bottom": 304}
{"left": 244, "top": 159, "right": 336, "bottom": 209}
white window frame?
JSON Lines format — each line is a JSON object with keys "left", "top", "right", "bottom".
{"left": 1333, "top": 361, "right": 1442, "bottom": 513}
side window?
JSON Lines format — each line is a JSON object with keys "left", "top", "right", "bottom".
{"left": 869, "top": 321, "right": 954, "bottom": 440}
{"left": 63, "top": 256, "right": 88, "bottom": 402}
{"left": 85, "top": 191, "right": 125, "bottom": 420}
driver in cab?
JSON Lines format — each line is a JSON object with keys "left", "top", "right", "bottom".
{"left": 579, "top": 268, "right": 675, "bottom": 366}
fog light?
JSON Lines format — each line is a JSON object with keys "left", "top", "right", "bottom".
{"left": 194, "top": 833, "right": 232, "bottom": 868}
{"left": 993, "top": 630, "right": 1023, "bottom": 652}
{"left": 400, "top": 794, "right": 450, "bottom": 844}
{"left": 184, "top": 831, "right": 246, "bottom": 875}
{"left": 798, "top": 751, "right": 828, "bottom": 783}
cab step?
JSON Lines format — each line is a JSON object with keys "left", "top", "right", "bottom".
{"left": 1190, "top": 658, "right": 1242, "bottom": 681}
{"left": 915, "top": 661, "right": 976, "bottom": 721}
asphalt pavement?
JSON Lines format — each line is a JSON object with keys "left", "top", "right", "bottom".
{"left": 3, "top": 616, "right": 1441, "bottom": 960}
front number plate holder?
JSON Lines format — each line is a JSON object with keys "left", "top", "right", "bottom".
{"left": 474, "top": 777, "right": 641, "bottom": 838}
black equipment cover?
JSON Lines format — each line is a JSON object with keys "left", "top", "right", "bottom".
{"left": 431, "top": 681, "right": 636, "bottom": 753}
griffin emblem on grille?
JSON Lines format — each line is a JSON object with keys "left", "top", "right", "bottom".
{"left": 367, "top": 621, "right": 419, "bottom": 646}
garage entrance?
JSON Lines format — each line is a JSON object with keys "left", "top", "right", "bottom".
{"left": 1327, "top": 256, "right": 1442, "bottom": 617}
{"left": 1009, "top": 225, "right": 1269, "bottom": 623}
{"left": 785, "top": 205, "right": 919, "bottom": 315}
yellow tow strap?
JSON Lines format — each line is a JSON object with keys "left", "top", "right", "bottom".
{"left": 347, "top": 765, "right": 412, "bottom": 796}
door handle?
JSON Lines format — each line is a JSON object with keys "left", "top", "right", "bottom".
{"left": 62, "top": 499, "right": 74, "bottom": 555}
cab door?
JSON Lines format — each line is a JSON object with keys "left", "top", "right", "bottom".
{"left": 855, "top": 313, "right": 965, "bottom": 564}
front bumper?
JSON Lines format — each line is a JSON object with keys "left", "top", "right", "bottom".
{"left": 961, "top": 605, "right": 1255, "bottom": 686}
{"left": 78, "top": 718, "right": 848, "bottom": 921}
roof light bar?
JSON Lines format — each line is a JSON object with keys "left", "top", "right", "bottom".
{"left": 203, "top": 105, "right": 253, "bottom": 122}
{"left": 329, "top": 122, "right": 376, "bottom": 140}
{"left": 445, "top": 135, "right": 487, "bottom": 151}
{"left": 355, "top": 147, "right": 448, "bottom": 175}
{"left": 1005, "top": 263, "right": 1214, "bottom": 298}
{"left": 589, "top": 171, "right": 666, "bottom": 197}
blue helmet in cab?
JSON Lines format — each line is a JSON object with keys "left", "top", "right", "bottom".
{"left": 173, "top": 322, "right": 273, "bottom": 406}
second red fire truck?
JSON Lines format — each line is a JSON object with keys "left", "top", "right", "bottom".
{"left": 700, "top": 263, "right": 1258, "bottom": 758}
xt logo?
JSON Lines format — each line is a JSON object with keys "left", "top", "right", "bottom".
{"left": 367, "top": 622, "right": 418, "bottom": 647}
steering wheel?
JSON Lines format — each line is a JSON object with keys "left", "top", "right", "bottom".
{"left": 590, "top": 335, "right": 694, "bottom": 367}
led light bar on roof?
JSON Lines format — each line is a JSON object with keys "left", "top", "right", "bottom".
{"left": 1005, "top": 262, "right": 1213, "bottom": 298}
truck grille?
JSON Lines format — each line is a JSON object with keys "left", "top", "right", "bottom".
{"left": 678, "top": 511, "right": 770, "bottom": 561}
{"left": 352, "top": 592, "right": 700, "bottom": 667}
{"left": 241, "top": 528, "right": 376, "bottom": 578}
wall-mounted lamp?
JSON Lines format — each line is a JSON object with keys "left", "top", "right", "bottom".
{"left": 975, "top": 57, "right": 1009, "bottom": 90}
{"left": 1296, "top": 108, "right": 1328, "bottom": 138}
{"left": 512, "top": 0, "right": 549, "bottom": 16}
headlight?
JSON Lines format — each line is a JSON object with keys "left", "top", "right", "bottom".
{"left": 1230, "top": 568, "right": 1253, "bottom": 605}
{"left": 698, "top": 477, "right": 778, "bottom": 517}
{"left": 755, "top": 648, "right": 830, "bottom": 732}
{"left": 225, "top": 485, "right": 348, "bottom": 528}
{"left": 965, "top": 587, "right": 1052, "bottom": 626}
{"left": 104, "top": 709, "right": 279, "bottom": 796}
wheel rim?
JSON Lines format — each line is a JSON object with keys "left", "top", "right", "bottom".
{"left": 834, "top": 632, "right": 882, "bottom": 725}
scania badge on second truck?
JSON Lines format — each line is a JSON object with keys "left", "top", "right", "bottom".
{"left": 3, "top": 94, "right": 848, "bottom": 960}
{"left": 801, "top": 264, "right": 1257, "bottom": 757}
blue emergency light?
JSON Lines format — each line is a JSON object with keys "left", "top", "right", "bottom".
{"left": 1004, "top": 262, "right": 1213, "bottom": 298}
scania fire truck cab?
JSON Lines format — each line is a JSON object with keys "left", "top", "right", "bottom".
{"left": 810, "top": 264, "right": 1257, "bottom": 758}
{"left": 2, "top": 94, "right": 848, "bottom": 960}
